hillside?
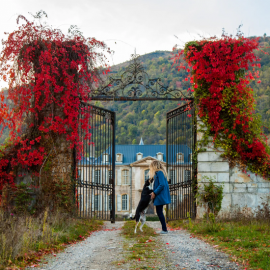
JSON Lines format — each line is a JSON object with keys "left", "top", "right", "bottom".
{"left": 1, "top": 37, "right": 270, "bottom": 145}
{"left": 93, "top": 37, "right": 270, "bottom": 145}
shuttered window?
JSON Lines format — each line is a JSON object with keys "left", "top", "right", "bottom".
{"left": 144, "top": 169, "right": 150, "bottom": 181}
{"left": 122, "top": 194, "right": 128, "bottom": 211}
{"left": 94, "top": 194, "right": 99, "bottom": 211}
{"left": 122, "top": 169, "right": 129, "bottom": 185}
{"left": 94, "top": 170, "right": 100, "bottom": 183}
{"left": 184, "top": 170, "right": 191, "bottom": 183}
{"left": 171, "top": 194, "right": 177, "bottom": 210}
{"left": 108, "top": 194, "right": 112, "bottom": 211}
{"left": 170, "top": 169, "right": 176, "bottom": 184}
{"left": 107, "top": 169, "right": 112, "bottom": 184}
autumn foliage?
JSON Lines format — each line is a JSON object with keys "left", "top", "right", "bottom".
{"left": 0, "top": 14, "right": 110, "bottom": 196}
{"left": 173, "top": 35, "right": 270, "bottom": 177}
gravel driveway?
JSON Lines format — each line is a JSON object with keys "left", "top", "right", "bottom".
{"left": 28, "top": 221, "right": 242, "bottom": 270}
{"left": 28, "top": 221, "right": 125, "bottom": 270}
{"left": 147, "top": 221, "right": 242, "bottom": 270}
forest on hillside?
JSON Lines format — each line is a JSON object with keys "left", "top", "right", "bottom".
{"left": 1, "top": 36, "right": 270, "bottom": 145}
{"left": 92, "top": 36, "right": 270, "bottom": 145}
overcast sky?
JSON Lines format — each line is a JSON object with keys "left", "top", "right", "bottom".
{"left": 0, "top": 0, "right": 269, "bottom": 66}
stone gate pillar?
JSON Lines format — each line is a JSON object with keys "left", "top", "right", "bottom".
{"left": 196, "top": 117, "right": 270, "bottom": 218}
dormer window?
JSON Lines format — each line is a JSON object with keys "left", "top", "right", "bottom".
{"left": 103, "top": 153, "right": 109, "bottom": 163}
{"left": 116, "top": 153, "right": 123, "bottom": 162}
{"left": 177, "top": 153, "right": 184, "bottom": 162}
{"left": 137, "top": 153, "right": 143, "bottom": 161}
{"left": 157, "top": 152, "right": 163, "bottom": 161}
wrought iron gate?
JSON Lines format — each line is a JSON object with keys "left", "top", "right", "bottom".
{"left": 166, "top": 101, "right": 196, "bottom": 220}
{"left": 76, "top": 102, "right": 115, "bottom": 222}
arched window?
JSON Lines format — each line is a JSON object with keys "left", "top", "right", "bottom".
{"left": 137, "top": 153, "right": 143, "bottom": 161}
{"left": 122, "top": 194, "right": 128, "bottom": 211}
{"left": 177, "top": 153, "right": 184, "bottom": 162}
{"left": 157, "top": 152, "right": 163, "bottom": 161}
{"left": 116, "top": 153, "right": 123, "bottom": 162}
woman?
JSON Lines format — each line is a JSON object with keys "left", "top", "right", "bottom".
{"left": 149, "top": 160, "right": 171, "bottom": 234}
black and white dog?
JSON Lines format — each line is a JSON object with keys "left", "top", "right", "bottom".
{"left": 130, "top": 178, "right": 153, "bottom": 233}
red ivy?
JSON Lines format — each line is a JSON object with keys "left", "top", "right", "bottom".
{"left": 0, "top": 15, "right": 110, "bottom": 187}
{"left": 172, "top": 36, "right": 270, "bottom": 177}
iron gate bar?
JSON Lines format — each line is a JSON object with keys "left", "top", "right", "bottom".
{"left": 76, "top": 102, "right": 115, "bottom": 222}
{"left": 74, "top": 52, "right": 197, "bottom": 221}
{"left": 166, "top": 101, "right": 196, "bottom": 220}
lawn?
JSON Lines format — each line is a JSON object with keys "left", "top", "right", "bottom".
{"left": 169, "top": 218, "right": 270, "bottom": 270}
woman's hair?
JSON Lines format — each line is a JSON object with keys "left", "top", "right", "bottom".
{"left": 149, "top": 160, "right": 168, "bottom": 180}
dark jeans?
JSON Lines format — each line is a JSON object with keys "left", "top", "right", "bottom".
{"left": 156, "top": 205, "right": 167, "bottom": 232}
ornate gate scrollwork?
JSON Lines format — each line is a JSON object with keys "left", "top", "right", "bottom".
{"left": 89, "top": 54, "right": 194, "bottom": 101}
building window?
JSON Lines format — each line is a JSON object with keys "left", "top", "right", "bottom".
{"left": 171, "top": 194, "right": 177, "bottom": 210}
{"left": 184, "top": 170, "right": 191, "bottom": 183}
{"left": 94, "top": 194, "right": 99, "bottom": 211}
{"left": 94, "top": 169, "right": 100, "bottom": 183}
{"left": 177, "top": 153, "right": 184, "bottom": 162}
{"left": 108, "top": 194, "right": 112, "bottom": 211}
{"left": 145, "top": 169, "right": 150, "bottom": 181}
{"left": 122, "top": 169, "right": 129, "bottom": 185}
{"left": 122, "top": 194, "right": 128, "bottom": 211}
{"left": 157, "top": 153, "right": 163, "bottom": 161}
{"left": 103, "top": 154, "right": 109, "bottom": 163}
{"left": 108, "top": 170, "right": 112, "bottom": 184}
{"left": 116, "top": 153, "right": 122, "bottom": 162}
{"left": 137, "top": 153, "right": 143, "bottom": 161}
{"left": 170, "top": 169, "right": 176, "bottom": 184}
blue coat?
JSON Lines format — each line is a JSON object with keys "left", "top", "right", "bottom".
{"left": 153, "top": 171, "right": 171, "bottom": 206}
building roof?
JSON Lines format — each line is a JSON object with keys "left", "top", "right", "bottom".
{"left": 79, "top": 144, "right": 192, "bottom": 166}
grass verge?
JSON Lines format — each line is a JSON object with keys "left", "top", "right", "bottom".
{"left": 169, "top": 219, "right": 270, "bottom": 270}
{"left": 115, "top": 220, "right": 169, "bottom": 269}
{"left": 0, "top": 209, "right": 103, "bottom": 270}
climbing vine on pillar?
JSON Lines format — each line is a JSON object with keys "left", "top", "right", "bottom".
{"left": 172, "top": 35, "right": 270, "bottom": 178}
{"left": 0, "top": 12, "right": 110, "bottom": 201}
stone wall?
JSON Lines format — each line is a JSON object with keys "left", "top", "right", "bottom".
{"left": 197, "top": 118, "right": 270, "bottom": 218}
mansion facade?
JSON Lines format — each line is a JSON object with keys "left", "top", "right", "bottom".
{"left": 77, "top": 140, "right": 192, "bottom": 218}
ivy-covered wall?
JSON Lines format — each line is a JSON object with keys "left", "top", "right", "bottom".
{"left": 197, "top": 117, "right": 270, "bottom": 218}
